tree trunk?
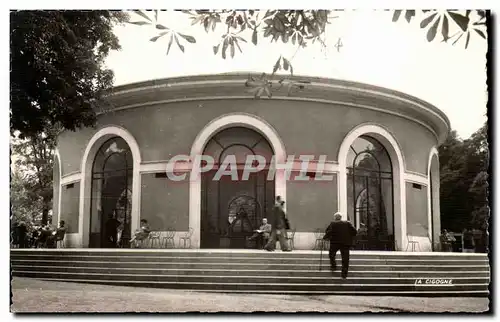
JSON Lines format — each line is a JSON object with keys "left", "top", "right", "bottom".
{"left": 42, "top": 196, "right": 51, "bottom": 225}
{"left": 42, "top": 207, "right": 49, "bottom": 226}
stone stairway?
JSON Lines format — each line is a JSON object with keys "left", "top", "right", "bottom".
{"left": 10, "top": 249, "right": 490, "bottom": 296}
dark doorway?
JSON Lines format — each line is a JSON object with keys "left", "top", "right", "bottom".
{"left": 200, "top": 127, "right": 275, "bottom": 249}
{"left": 346, "top": 135, "right": 395, "bottom": 251}
{"left": 89, "top": 137, "right": 133, "bottom": 248}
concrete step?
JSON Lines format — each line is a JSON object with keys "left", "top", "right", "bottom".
{"left": 32, "top": 278, "right": 490, "bottom": 296}
{"left": 10, "top": 259, "right": 490, "bottom": 271}
{"left": 10, "top": 250, "right": 489, "bottom": 260}
{"left": 11, "top": 265, "right": 491, "bottom": 278}
{"left": 9, "top": 254, "right": 489, "bottom": 265}
{"left": 12, "top": 270, "right": 489, "bottom": 285}
{"left": 11, "top": 273, "right": 488, "bottom": 292}
{"left": 10, "top": 249, "right": 490, "bottom": 296}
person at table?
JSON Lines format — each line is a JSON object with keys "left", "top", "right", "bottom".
{"left": 247, "top": 218, "right": 272, "bottom": 248}
{"left": 130, "top": 219, "right": 151, "bottom": 247}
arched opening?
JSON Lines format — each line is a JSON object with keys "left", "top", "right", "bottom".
{"left": 89, "top": 137, "right": 133, "bottom": 248}
{"left": 200, "top": 127, "right": 275, "bottom": 248}
{"left": 346, "top": 135, "right": 395, "bottom": 250}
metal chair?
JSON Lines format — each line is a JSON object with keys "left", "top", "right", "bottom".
{"left": 405, "top": 235, "right": 420, "bottom": 252}
{"left": 163, "top": 230, "right": 176, "bottom": 248}
{"left": 286, "top": 229, "right": 296, "bottom": 250}
{"left": 56, "top": 238, "right": 65, "bottom": 248}
{"left": 149, "top": 231, "right": 162, "bottom": 248}
{"left": 179, "top": 228, "right": 194, "bottom": 249}
{"left": 314, "top": 229, "right": 324, "bottom": 250}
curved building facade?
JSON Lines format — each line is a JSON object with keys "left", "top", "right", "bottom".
{"left": 52, "top": 74, "right": 450, "bottom": 251}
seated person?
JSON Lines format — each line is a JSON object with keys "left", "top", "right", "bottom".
{"left": 55, "top": 220, "right": 67, "bottom": 244}
{"left": 130, "top": 219, "right": 151, "bottom": 247}
{"left": 247, "top": 218, "right": 272, "bottom": 248}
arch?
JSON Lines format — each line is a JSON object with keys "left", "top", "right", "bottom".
{"left": 427, "top": 146, "right": 440, "bottom": 251}
{"left": 338, "top": 123, "right": 406, "bottom": 250}
{"left": 79, "top": 126, "right": 142, "bottom": 248}
{"left": 189, "top": 113, "right": 287, "bottom": 248}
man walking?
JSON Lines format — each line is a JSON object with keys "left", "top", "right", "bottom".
{"left": 264, "top": 196, "right": 291, "bottom": 252}
{"left": 323, "top": 212, "right": 357, "bottom": 279}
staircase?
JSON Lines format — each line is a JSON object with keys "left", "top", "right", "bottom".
{"left": 11, "top": 249, "right": 490, "bottom": 296}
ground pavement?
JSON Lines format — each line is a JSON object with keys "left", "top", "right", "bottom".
{"left": 10, "top": 277, "right": 489, "bottom": 313}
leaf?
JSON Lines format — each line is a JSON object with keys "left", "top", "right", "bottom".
{"left": 465, "top": 31, "right": 471, "bottom": 49}
{"left": 190, "top": 16, "right": 202, "bottom": 26}
{"left": 222, "top": 38, "right": 228, "bottom": 59}
{"left": 230, "top": 41, "right": 235, "bottom": 58}
{"left": 448, "top": 11, "right": 470, "bottom": 32}
{"left": 405, "top": 10, "right": 416, "bottom": 23}
{"left": 474, "top": 29, "right": 486, "bottom": 39}
{"left": 237, "top": 36, "right": 247, "bottom": 43}
{"left": 235, "top": 40, "right": 243, "bottom": 53}
{"left": 392, "top": 10, "right": 402, "bottom": 22}
{"left": 256, "top": 87, "right": 264, "bottom": 98}
{"left": 273, "top": 56, "right": 281, "bottom": 74}
{"left": 156, "top": 24, "right": 169, "bottom": 30}
{"left": 204, "top": 18, "right": 210, "bottom": 33}
{"left": 283, "top": 58, "right": 289, "bottom": 71}
{"left": 134, "top": 10, "right": 152, "bottom": 22}
{"left": 252, "top": 29, "right": 258, "bottom": 45}
{"left": 150, "top": 32, "right": 169, "bottom": 42}
{"left": 452, "top": 32, "right": 464, "bottom": 45}
{"left": 154, "top": 10, "right": 158, "bottom": 22}
{"left": 129, "top": 21, "right": 151, "bottom": 26}
{"left": 427, "top": 18, "right": 440, "bottom": 42}
{"left": 420, "top": 13, "right": 437, "bottom": 28}
{"left": 290, "top": 63, "right": 294, "bottom": 76}
{"left": 264, "top": 86, "right": 272, "bottom": 98}
{"left": 166, "top": 34, "right": 174, "bottom": 55}
{"left": 213, "top": 44, "right": 220, "bottom": 55}
{"left": 174, "top": 35, "right": 184, "bottom": 53}
{"left": 178, "top": 33, "right": 196, "bottom": 43}
{"left": 441, "top": 15, "right": 449, "bottom": 41}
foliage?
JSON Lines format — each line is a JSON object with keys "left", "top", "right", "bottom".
{"left": 129, "top": 9, "right": 487, "bottom": 99}
{"left": 439, "top": 122, "right": 489, "bottom": 232}
{"left": 10, "top": 10, "right": 128, "bottom": 138}
{"left": 392, "top": 10, "right": 487, "bottom": 49}
{"left": 11, "top": 129, "right": 57, "bottom": 225}
{"left": 10, "top": 170, "right": 44, "bottom": 226}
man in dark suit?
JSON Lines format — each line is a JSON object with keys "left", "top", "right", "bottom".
{"left": 323, "top": 212, "right": 357, "bottom": 279}
{"left": 264, "top": 197, "right": 291, "bottom": 252}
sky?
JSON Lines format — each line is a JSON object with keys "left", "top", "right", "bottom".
{"left": 106, "top": 10, "right": 488, "bottom": 140}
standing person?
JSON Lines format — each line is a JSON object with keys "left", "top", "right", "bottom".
{"left": 440, "top": 229, "right": 455, "bottom": 252}
{"left": 462, "top": 227, "right": 475, "bottom": 253}
{"left": 105, "top": 212, "right": 120, "bottom": 248}
{"left": 323, "top": 212, "right": 357, "bottom": 279}
{"left": 264, "top": 197, "right": 291, "bottom": 252}
{"left": 17, "top": 222, "right": 28, "bottom": 248}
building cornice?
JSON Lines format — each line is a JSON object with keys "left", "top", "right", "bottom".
{"left": 97, "top": 73, "right": 450, "bottom": 145}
